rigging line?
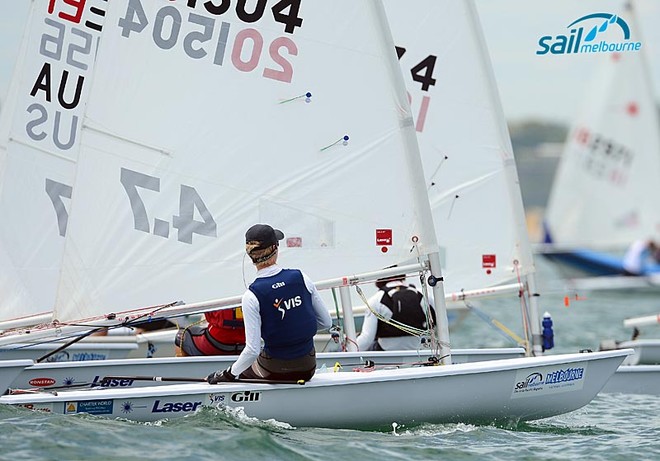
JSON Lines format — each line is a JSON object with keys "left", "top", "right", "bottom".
{"left": 317, "top": 336, "right": 340, "bottom": 353}
{"left": 343, "top": 335, "right": 358, "bottom": 352}
{"left": 107, "top": 300, "right": 184, "bottom": 329}
{"left": 417, "top": 263, "right": 441, "bottom": 355}
{"left": 341, "top": 356, "right": 444, "bottom": 370}
{"left": 405, "top": 245, "right": 442, "bottom": 355}
{"left": 513, "top": 260, "right": 532, "bottom": 352}
{"left": 329, "top": 288, "right": 347, "bottom": 351}
{"left": 15, "top": 300, "right": 184, "bottom": 355}
{"left": 176, "top": 316, "right": 206, "bottom": 357}
{"left": 35, "top": 326, "right": 106, "bottom": 363}
{"left": 241, "top": 252, "right": 251, "bottom": 290}
{"left": 101, "top": 375, "right": 306, "bottom": 385}
{"left": 2, "top": 323, "right": 132, "bottom": 352}
{"left": 53, "top": 300, "right": 183, "bottom": 329}
{"left": 463, "top": 300, "right": 526, "bottom": 347}
{"left": 330, "top": 287, "right": 344, "bottom": 331}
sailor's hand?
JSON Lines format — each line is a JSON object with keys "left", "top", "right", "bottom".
{"left": 329, "top": 325, "right": 341, "bottom": 342}
{"left": 206, "top": 367, "right": 237, "bottom": 384}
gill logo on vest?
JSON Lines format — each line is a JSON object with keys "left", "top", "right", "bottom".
{"left": 273, "top": 295, "right": 302, "bottom": 319}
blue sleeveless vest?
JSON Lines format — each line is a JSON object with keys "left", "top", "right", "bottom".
{"left": 249, "top": 269, "right": 317, "bottom": 359}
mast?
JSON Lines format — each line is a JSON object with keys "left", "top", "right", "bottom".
{"left": 371, "top": 0, "right": 451, "bottom": 363}
{"left": 468, "top": 0, "right": 542, "bottom": 355}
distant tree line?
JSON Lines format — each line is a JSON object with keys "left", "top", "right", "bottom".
{"left": 508, "top": 120, "right": 567, "bottom": 158}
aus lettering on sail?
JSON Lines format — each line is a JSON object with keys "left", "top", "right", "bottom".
{"left": 25, "top": 0, "right": 106, "bottom": 155}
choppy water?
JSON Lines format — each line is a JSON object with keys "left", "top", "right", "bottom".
{"left": 2, "top": 258, "right": 660, "bottom": 461}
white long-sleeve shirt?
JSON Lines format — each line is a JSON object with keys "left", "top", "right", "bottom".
{"left": 230, "top": 264, "right": 332, "bottom": 376}
{"left": 622, "top": 240, "right": 651, "bottom": 274}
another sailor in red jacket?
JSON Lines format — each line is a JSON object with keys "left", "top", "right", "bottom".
{"left": 175, "top": 307, "right": 246, "bottom": 356}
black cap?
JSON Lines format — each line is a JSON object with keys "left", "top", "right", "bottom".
{"left": 245, "top": 224, "right": 284, "bottom": 251}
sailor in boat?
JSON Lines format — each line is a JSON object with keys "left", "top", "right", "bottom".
{"left": 174, "top": 307, "right": 246, "bottom": 356}
{"left": 622, "top": 239, "right": 660, "bottom": 276}
{"left": 356, "top": 274, "right": 435, "bottom": 351}
{"left": 206, "top": 224, "right": 332, "bottom": 384}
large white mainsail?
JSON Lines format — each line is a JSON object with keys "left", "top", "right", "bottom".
{"left": 50, "top": 0, "right": 442, "bottom": 328}
{"left": 385, "top": 0, "right": 540, "bottom": 352}
{"left": 544, "top": 3, "right": 660, "bottom": 250}
{"left": 385, "top": 0, "right": 534, "bottom": 293}
{"left": 0, "top": 1, "right": 106, "bottom": 323}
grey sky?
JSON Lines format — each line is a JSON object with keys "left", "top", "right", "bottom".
{"left": 475, "top": 0, "right": 660, "bottom": 123}
{"left": 1, "top": 0, "right": 658, "bottom": 125}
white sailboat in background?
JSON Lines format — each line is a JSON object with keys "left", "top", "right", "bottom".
{"left": 540, "top": 1, "right": 660, "bottom": 287}
{"left": 392, "top": 0, "right": 543, "bottom": 356}
{"left": 0, "top": 0, "right": 140, "bottom": 360}
{"left": 0, "top": 0, "right": 630, "bottom": 429}
{"left": 538, "top": 1, "right": 660, "bottom": 394}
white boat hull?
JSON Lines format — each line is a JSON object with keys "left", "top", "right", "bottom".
{"left": 0, "top": 360, "right": 34, "bottom": 395}
{"left": 617, "top": 339, "right": 660, "bottom": 365}
{"left": 0, "top": 337, "right": 139, "bottom": 362}
{"left": 601, "top": 365, "right": 660, "bottom": 395}
{"left": 8, "top": 348, "right": 525, "bottom": 393}
{"left": 1, "top": 350, "right": 631, "bottom": 428}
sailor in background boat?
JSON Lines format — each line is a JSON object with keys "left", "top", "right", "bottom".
{"left": 206, "top": 224, "right": 332, "bottom": 384}
{"left": 622, "top": 239, "right": 660, "bottom": 276}
{"left": 356, "top": 275, "right": 435, "bottom": 351}
{"left": 174, "top": 307, "right": 246, "bottom": 356}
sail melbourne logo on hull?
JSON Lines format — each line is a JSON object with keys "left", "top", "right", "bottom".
{"left": 511, "top": 365, "right": 587, "bottom": 398}
{"left": 537, "top": 13, "right": 642, "bottom": 55}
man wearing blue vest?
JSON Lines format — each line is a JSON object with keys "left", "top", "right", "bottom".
{"left": 207, "top": 224, "right": 332, "bottom": 384}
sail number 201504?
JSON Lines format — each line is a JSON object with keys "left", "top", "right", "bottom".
{"left": 118, "top": 0, "right": 301, "bottom": 83}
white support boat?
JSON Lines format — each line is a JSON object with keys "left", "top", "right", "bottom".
{"left": 0, "top": 0, "right": 631, "bottom": 427}
{"left": 1, "top": 351, "right": 630, "bottom": 428}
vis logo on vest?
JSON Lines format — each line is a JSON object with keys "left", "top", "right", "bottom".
{"left": 273, "top": 295, "right": 302, "bottom": 319}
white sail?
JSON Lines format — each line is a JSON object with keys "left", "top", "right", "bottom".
{"left": 544, "top": 3, "right": 660, "bottom": 249}
{"left": 52, "top": 0, "right": 438, "bottom": 323}
{"left": 0, "top": 1, "right": 106, "bottom": 322}
{"left": 384, "top": 0, "right": 535, "bottom": 294}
